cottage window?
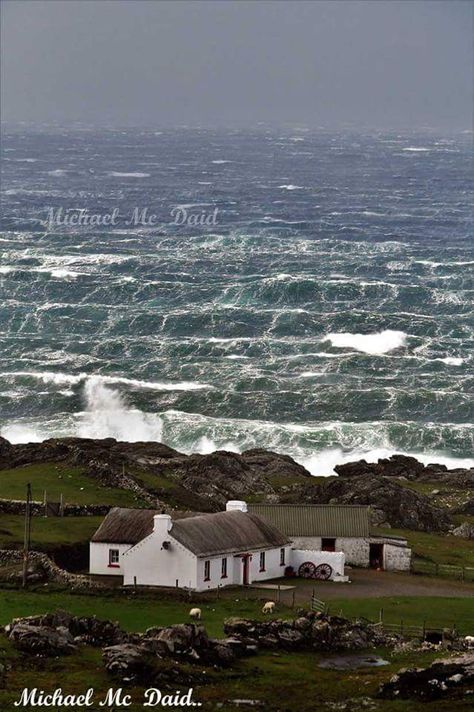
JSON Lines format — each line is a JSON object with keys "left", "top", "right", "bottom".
{"left": 259, "top": 552, "right": 266, "bottom": 572}
{"left": 204, "top": 560, "right": 211, "bottom": 581}
{"left": 280, "top": 548, "right": 285, "bottom": 566}
{"left": 221, "top": 557, "right": 228, "bottom": 578}
{"left": 108, "top": 549, "right": 120, "bottom": 567}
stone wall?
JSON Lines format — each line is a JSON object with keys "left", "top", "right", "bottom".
{"left": 0, "top": 499, "right": 110, "bottom": 517}
{"left": 384, "top": 543, "right": 412, "bottom": 571}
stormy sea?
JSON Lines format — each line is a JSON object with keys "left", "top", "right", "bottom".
{"left": 0, "top": 126, "right": 472, "bottom": 475}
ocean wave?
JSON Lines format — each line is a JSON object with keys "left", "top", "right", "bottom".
{"left": 2, "top": 372, "right": 212, "bottom": 392}
{"left": 324, "top": 330, "right": 407, "bottom": 355}
{"left": 2, "top": 401, "right": 473, "bottom": 475}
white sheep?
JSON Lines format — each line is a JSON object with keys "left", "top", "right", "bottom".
{"left": 189, "top": 607, "right": 202, "bottom": 620}
{"left": 262, "top": 601, "right": 275, "bottom": 614}
{"left": 465, "top": 635, "right": 474, "bottom": 649}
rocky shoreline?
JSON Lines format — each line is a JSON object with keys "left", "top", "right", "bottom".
{"left": 0, "top": 436, "right": 473, "bottom": 533}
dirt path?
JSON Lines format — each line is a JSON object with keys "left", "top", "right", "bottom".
{"left": 309, "top": 569, "right": 474, "bottom": 602}
{"left": 248, "top": 569, "right": 474, "bottom": 604}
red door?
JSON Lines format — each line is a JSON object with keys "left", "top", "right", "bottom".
{"left": 242, "top": 555, "right": 250, "bottom": 585}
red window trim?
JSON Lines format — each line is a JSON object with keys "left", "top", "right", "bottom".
{"left": 108, "top": 564, "right": 120, "bottom": 569}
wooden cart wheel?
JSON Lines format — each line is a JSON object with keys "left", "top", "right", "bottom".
{"left": 298, "top": 561, "right": 317, "bottom": 578}
{"left": 313, "top": 563, "right": 333, "bottom": 580}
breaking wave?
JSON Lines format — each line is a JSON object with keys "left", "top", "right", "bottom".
{"left": 324, "top": 330, "right": 408, "bottom": 355}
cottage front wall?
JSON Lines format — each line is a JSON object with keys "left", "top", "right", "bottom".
{"left": 249, "top": 546, "right": 291, "bottom": 583}
{"left": 195, "top": 552, "right": 236, "bottom": 591}
{"left": 194, "top": 546, "right": 291, "bottom": 591}
{"left": 289, "top": 536, "right": 370, "bottom": 566}
{"left": 89, "top": 542, "right": 131, "bottom": 577}
{"left": 122, "top": 531, "right": 198, "bottom": 589}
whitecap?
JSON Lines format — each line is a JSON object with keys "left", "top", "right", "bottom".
{"left": 3, "top": 371, "right": 212, "bottom": 392}
{"left": 211, "top": 160, "right": 232, "bottom": 164}
{"left": 278, "top": 184, "right": 304, "bottom": 190}
{"left": 324, "top": 330, "right": 407, "bottom": 355}
{"left": 402, "top": 147, "right": 431, "bottom": 152}
{"left": 108, "top": 171, "right": 151, "bottom": 177}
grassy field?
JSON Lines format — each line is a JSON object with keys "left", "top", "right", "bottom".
{"left": 0, "top": 513, "right": 103, "bottom": 549}
{"left": 0, "top": 587, "right": 473, "bottom": 636}
{"left": 0, "top": 587, "right": 472, "bottom": 711}
{"left": 327, "top": 596, "right": 474, "bottom": 634}
{"left": 0, "top": 462, "right": 145, "bottom": 506}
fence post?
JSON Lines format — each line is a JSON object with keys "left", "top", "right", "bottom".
{"left": 379, "top": 608, "right": 383, "bottom": 624}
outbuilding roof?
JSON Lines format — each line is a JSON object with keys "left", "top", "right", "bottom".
{"left": 91, "top": 507, "right": 290, "bottom": 556}
{"left": 248, "top": 504, "right": 370, "bottom": 538}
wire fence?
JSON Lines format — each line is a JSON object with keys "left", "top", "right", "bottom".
{"left": 411, "top": 558, "right": 474, "bottom": 582}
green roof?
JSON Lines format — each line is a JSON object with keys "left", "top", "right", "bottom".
{"left": 248, "top": 504, "right": 370, "bottom": 538}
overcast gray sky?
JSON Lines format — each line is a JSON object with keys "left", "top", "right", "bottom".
{"left": 1, "top": 0, "right": 472, "bottom": 129}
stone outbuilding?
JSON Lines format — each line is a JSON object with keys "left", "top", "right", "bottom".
{"left": 249, "top": 504, "right": 411, "bottom": 571}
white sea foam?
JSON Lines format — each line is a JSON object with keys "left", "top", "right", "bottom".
{"left": 402, "top": 147, "right": 431, "bottom": 152}
{"left": 0, "top": 267, "right": 14, "bottom": 274}
{"left": 434, "top": 357, "right": 467, "bottom": 366}
{"left": 78, "top": 378, "right": 163, "bottom": 441}
{"left": 324, "top": 330, "right": 407, "bottom": 355}
{"left": 278, "top": 184, "right": 304, "bottom": 190}
{"left": 300, "top": 447, "right": 474, "bottom": 476}
{"left": 3, "top": 371, "right": 212, "bottom": 392}
{"left": 108, "top": 171, "right": 151, "bottom": 177}
{"left": 211, "top": 160, "right": 232, "bottom": 164}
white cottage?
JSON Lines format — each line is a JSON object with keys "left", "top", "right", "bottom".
{"left": 90, "top": 500, "right": 346, "bottom": 590}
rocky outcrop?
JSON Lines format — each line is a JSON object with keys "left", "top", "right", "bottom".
{"left": 6, "top": 610, "right": 127, "bottom": 647}
{"left": 378, "top": 654, "right": 474, "bottom": 700}
{"left": 452, "top": 522, "right": 474, "bottom": 539}
{"left": 6, "top": 622, "right": 77, "bottom": 656}
{"left": 223, "top": 611, "right": 388, "bottom": 652}
{"left": 309, "top": 474, "right": 451, "bottom": 531}
{"left": 335, "top": 454, "right": 474, "bottom": 487}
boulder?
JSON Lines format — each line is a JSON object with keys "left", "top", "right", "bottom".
{"left": 452, "top": 522, "right": 474, "bottom": 540}
{"left": 7, "top": 622, "right": 76, "bottom": 656}
{"left": 378, "top": 654, "right": 474, "bottom": 700}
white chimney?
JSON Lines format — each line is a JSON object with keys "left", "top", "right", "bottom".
{"left": 226, "top": 500, "right": 248, "bottom": 513}
{"left": 153, "top": 513, "right": 172, "bottom": 534}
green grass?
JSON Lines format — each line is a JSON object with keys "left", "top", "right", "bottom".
{"left": 0, "top": 513, "right": 103, "bottom": 548}
{"left": 373, "top": 526, "right": 474, "bottom": 568}
{"left": 0, "top": 462, "right": 145, "bottom": 506}
{"left": 0, "top": 588, "right": 270, "bottom": 638}
{"left": 328, "top": 596, "right": 474, "bottom": 635}
{"left": 0, "top": 588, "right": 471, "bottom": 711}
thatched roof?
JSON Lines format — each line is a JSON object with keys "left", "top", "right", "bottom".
{"left": 91, "top": 507, "right": 159, "bottom": 544}
{"left": 171, "top": 510, "right": 290, "bottom": 557}
{"left": 248, "top": 504, "right": 370, "bottom": 538}
{"left": 91, "top": 507, "right": 290, "bottom": 556}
